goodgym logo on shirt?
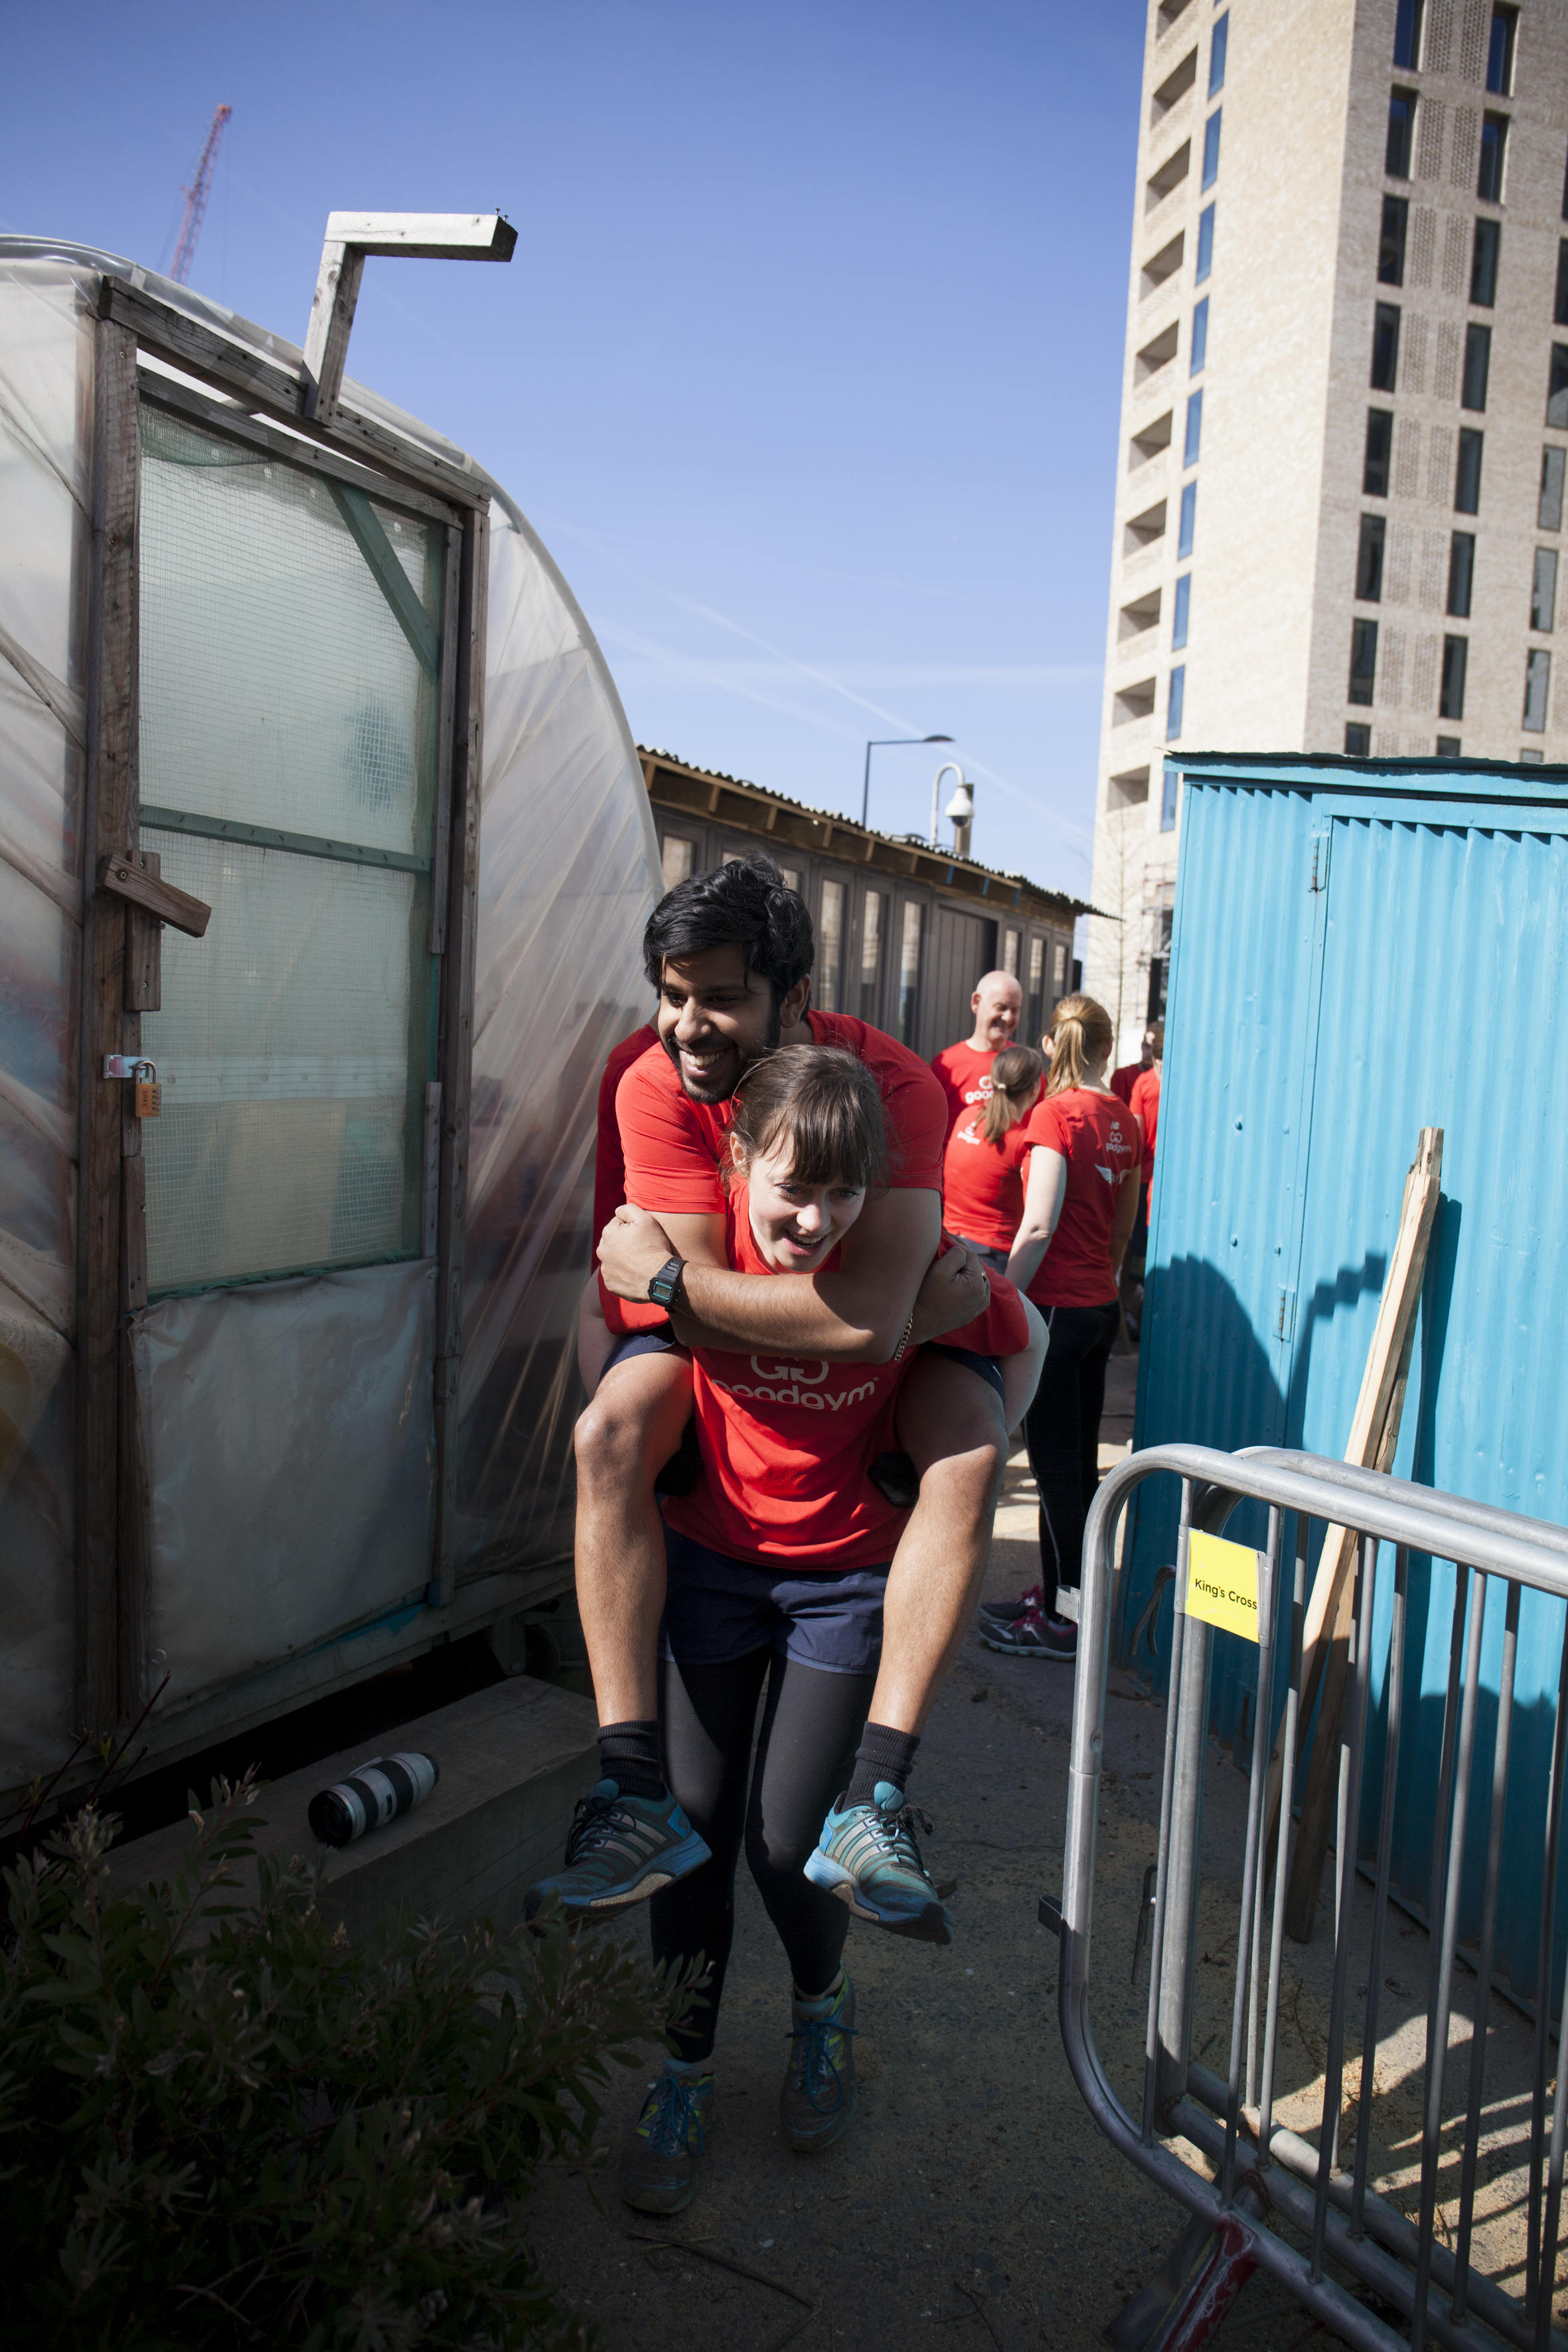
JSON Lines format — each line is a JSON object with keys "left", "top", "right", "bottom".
{"left": 1096, "top": 1115, "right": 1134, "bottom": 1188}
{"left": 711, "top": 1355, "right": 877, "bottom": 1410}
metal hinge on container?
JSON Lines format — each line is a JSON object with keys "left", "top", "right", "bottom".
{"left": 1310, "top": 832, "right": 1332, "bottom": 893}
{"left": 1275, "top": 1286, "right": 1297, "bottom": 1342}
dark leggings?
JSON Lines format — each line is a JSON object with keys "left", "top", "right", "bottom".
{"left": 1023, "top": 1298, "right": 1121, "bottom": 1615}
{"left": 651, "top": 1647, "right": 877, "bottom": 2063}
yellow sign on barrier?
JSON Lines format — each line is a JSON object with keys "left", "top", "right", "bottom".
{"left": 1186, "top": 1529, "right": 1261, "bottom": 1643}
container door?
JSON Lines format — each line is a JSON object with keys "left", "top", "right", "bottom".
{"left": 130, "top": 398, "right": 450, "bottom": 1711}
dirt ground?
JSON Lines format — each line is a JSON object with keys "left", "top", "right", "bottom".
{"left": 524, "top": 1357, "right": 1562, "bottom": 2350}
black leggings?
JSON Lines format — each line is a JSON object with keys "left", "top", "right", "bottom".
{"left": 651, "top": 1646, "right": 877, "bottom": 2063}
{"left": 1023, "top": 1298, "right": 1121, "bottom": 1615}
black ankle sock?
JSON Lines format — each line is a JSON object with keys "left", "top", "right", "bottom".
{"left": 846, "top": 1722, "right": 921, "bottom": 1810}
{"left": 597, "top": 1719, "right": 666, "bottom": 1801}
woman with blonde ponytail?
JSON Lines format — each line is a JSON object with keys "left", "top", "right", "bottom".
{"left": 985, "top": 996, "right": 1142, "bottom": 1664}
{"left": 941, "top": 1044, "right": 1046, "bottom": 1273}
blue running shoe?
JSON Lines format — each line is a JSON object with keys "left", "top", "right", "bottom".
{"left": 619, "top": 2063, "right": 715, "bottom": 2214}
{"left": 781, "top": 1970, "right": 858, "bottom": 2152}
{"left": 523, "top": 1779, "right": 710, "bottom": 1924}
{"left": 804, "top": 1783, "right": 953, "bottom": 1945}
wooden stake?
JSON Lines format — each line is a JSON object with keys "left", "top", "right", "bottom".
{"left": 1261, "top": 1129, "right": 1443, "bottom": 1939}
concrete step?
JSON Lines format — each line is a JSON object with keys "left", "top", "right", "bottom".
{"left": 108, "top": 1675, "right": 598, "bottom": 1943}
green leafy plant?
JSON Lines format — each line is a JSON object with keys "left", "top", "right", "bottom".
{"left": 0, "top": 1776, "right": 694, "bottom": 2348}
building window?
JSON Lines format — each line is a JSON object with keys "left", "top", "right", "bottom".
{"left": 1196, "top": 203, "right": 1215, "bottom": 283}
{"left": 1026, "top": 935, "right": 1046, "bottom": 1046}
{"left": 1455, "top": 428, "right": 1484, "bottom": 514}
{"left": 1448, "top": 531, "right": 1476, "bottom": 617}
{"left": 1387, "top": 90, "right": 1416, "bottom": 179}
{"left": 1441, "top": 634, "right": 1468, "bottom": 720}
{"left": 1379, "top": 195, "right": 1409, "bottom": 285}
{"left": 1524, "top": 648, "right": 1552, "bottom": 732}
{"left": 1356, "top": 514, "right": 1386, "bottom": 601}
{"left": 1345, "top": 723, "right": 1372, "bottom": 755}
{"left": 1462, "top": 323, "right": 1492, "bottom": 413}
{"left": 818, "top": 878, "right": 845, "bottom": 1012}
{"left": 778, "top": 865, "right": 801, "bottom": 892}
{"left": 1556, "top": 244, "right": 1568, "bottom": 329}
{"left": 1172, "top": 572, "right": 1192, "bottom": 649}
{"left": 858, "top": 890, "right": 884, "bottom": 1020}
{"left": 1470, "top": 218, "right": 1500, "bottom": 307}
{"left": 1161, "top": 763, "right": 1180, "bottom": 832}
{"left": 1209, "top": 11, "right": 1228, "bottom": 94}
{"left": 1184, "top": 390, "right": 1204, "bottom": 466}
{"left": 1486, "top": 4, "right": 1516, "bottom": 96}
{"left": 1541, "top": 445, "right": 1566, "bottom": 530}
{"left": 1001, "top": 924, "right": 1020, "bottom": 979}
{"left": 1053, "top": 941, "right": 1068, "bottom": 990}
{"left": 1349, "top": 618, "right": 1379, "bottom": 704}
{"left": 1372, "top": 303, "right": 1401, "bottom": 391}
{"left": 1522, "top": 747, "right": 1545, "bottom": 763}
{"left": 897, "top": 902, "right": 923, "bottom": 1046}
{"left": 1551, "top": 351, "right": 1568, "bottom": 430}
{"left": 1393, "top": 0, "right": 1424, "bottom": 68}
{"left": 1534, "top": 548, "right": 1559, "bottom": 633}
{"left": 661, "top": 834, "right": 694, "bottom": 889}
{"left": 1364, "top": 408, "right": 1394, "bottom": 495}
{"left": 1437, "top": 734, "right": 1462, "bottom": 755}
{"left": 1190, "top": 295, "right": 1210, "bottom": 374}
{"left": 1202, "top": 109, "right": 1222, "bottom": 191}
{"left": 1478, "top": 114, "right": 1509, "bottom": 202}
{"left": 1177, "top": 481, "right": 1197, "bottom": 558}
{"left": 1166, "top": 666, "right": 1186, "bottom": 739}
{"left": 1563, "top": 141, "right": 1568, "bottom": 222}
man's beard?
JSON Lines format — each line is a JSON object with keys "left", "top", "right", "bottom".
{"left": 662, "top": 1000, "right": 784, "bottom": 1104}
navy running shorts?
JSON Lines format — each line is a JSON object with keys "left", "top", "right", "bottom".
{"left": 661, "top": 1527, "right": 890, "bottom": 1675}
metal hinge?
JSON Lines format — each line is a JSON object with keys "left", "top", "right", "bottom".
{"left": 1310, "top": 832, "right": 1332, "bottom": 893}
{"left": 1275, "top": 1286, "right": 1297, "bottom": 1343}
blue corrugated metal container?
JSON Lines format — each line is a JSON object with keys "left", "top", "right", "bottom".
{"left": 1125, "top": 753, "right": 1568, "bottom": 2002}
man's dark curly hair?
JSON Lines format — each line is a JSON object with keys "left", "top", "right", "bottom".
{"left": 642, "top": 854, "right": 815, "bottom": 1006}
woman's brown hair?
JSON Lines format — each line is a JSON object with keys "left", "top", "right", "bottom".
{"left": 728, "top": 1047, "right": 888, "bottom": 1191}
{"left": 980, "top": 1044, "right": 1045, "bottom": 1144}
{"left": 1044, "top": 992, "right": 1116, "bottom": 1096}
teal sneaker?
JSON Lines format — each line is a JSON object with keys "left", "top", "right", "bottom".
{"left": 781, "top": 1970, "right": 858, "bottom": 2152}
{"left": 804, "top": 1783, "right": 953, "bottom": 1945}
{"left": 523, "top": 1779, "right": 711, "bottom": 1924}
{"left": 619, "top": 2063, "right": 715, "bottom": 2213}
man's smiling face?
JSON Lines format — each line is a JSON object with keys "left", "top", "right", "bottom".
{"left": 656, "top": 945, "right": 783, "bottom": 1104}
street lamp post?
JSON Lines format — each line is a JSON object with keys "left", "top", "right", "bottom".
{"left": 861, "top": 734, "right": 953, "bottom": 830}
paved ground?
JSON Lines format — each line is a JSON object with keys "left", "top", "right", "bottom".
{"left": 526, "top": 1354, "right": 1562, "bottom": 2349}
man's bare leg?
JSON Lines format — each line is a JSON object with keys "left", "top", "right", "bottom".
{"left": 572, "top": 1348, "right": 693, "bottom": 1723}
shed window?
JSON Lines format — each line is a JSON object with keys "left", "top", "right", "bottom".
{"left": 1372, "top": 305, "right": 1401, "bottom": 392}
{"left": 1441, "top": 635, "right": 1468, "bottom": 720}
{"left": 1524, "top": 648, "right": 1552, "bottom": 732}
{"left": 1356, "top": 514, "right": 1386, "bottom": 602}
{"left": 1349, "top": 618, "right": 1379, "bottom": 705}
{"left": 661, "top": 835, "right": 695, "bottom": 888}
{"left": 818, "top": 878, "right": 846, "bottom": 1011}
{"left": 1541, "top": 445, "right": 1566, "bottom": 530}
{"left": 778, "top": 865, "right": 801, "bottom": 892}
{"left": 858, "top": 890, "right": 884, "bottom": 1019}
{"left": 1026, "top": 935, "right": 1046, "bottom": 1046}
{"left": 1053, "top": 941, "right": 1068, "bottom": 989}
{"left": 1533, "top": 548, "right": 1559, "bottom": 633}
{"left": 137, "top": 406, "right": 447, "bottom": 1295}
{"left": 897, "top": 902, "right": 923, "bottom": 1046}
{"left": 1002, "top": 925, "right": 1020, "bottom": 978}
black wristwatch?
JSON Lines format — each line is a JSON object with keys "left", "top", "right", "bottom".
{"left": 647, "top": 1255, "right": 686, "bottom": 1311}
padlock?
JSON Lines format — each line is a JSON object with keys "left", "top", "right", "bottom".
{"left": 133, "top": 1059, "right": 161, "bottom": 1119}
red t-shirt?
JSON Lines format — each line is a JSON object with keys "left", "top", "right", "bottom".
{"left": 605, "top": 1012, "right": 949, "bottom": 1335}
{"left": 1109, "top": 1061, "right": 1145, "bottom": 1108}
{"left": 1131, "top": 1066, "right": 1160, "bottom": 1182}
{"left": 593, "top": 1023, "right": 659, "bottom": 1243}
{"left": 942, "top": 1108, "right": 1032, "bottom": 1250}
{"left": 930, "top": 1039, "right": 996, "bottom": 1135}
{"left": 663, "top": 1186, "right": 1029, "bottom": 1569}
{"left": 1016, "top": 1087, "right": 1141, "bottom": 1310}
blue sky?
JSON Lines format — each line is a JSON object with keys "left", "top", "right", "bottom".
{"left": 1, "top": 1, "right": 1144, "bottom": 897}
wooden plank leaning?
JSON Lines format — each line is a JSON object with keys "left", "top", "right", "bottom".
{"left": 1259, "top": 1128, "right": 1443, "bottom": 1942}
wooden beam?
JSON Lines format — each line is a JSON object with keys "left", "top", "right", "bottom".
{"left": 430, "top": 504, "right": 490, "bottom": 1608}
{"left": 77, "top": 317, "right": 141, "bottom": 1739}
{"left": 123, "top": 849, "right": 162, "bottom": 1013}
{"left": 301, "top": 214, "right": 514, "bottom": 430}
{"left": 96, "top": 851, "right": 210, "bottom": 937}
{"left": 137, "top": 372, "right": 459, "bottom": 528}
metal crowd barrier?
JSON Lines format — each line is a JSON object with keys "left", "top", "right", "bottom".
{"left": 1048, "top": 1443, "right": 1568, "bottom": 2352}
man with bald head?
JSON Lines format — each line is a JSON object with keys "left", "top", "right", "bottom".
{"left": 931, "top": 969, "right": 1023, "bottom": 1135}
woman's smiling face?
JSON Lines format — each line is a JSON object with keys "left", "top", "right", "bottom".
{"left": 734, "top": 1135, "right": 868, "bottom": 1273}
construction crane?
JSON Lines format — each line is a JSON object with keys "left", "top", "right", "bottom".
{"left": 169, "top": 104, "right": 232, "bottom": 286}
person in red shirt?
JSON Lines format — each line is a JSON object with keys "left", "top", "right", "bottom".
{"left": 1122, "top": 1021, "right": 1164, "bottom": 1337}
{"left": 929, "top": 969, "right": 1023, "bottom": 1134}
{"left": 534, "top": 856, "right": 1036, "bottom": 1932}
{"left": 941, "top": 1044, "right": 1045, "bottom": 1272}
{"left": 578, "top": 1046, "right": 1036, "bottom": 2214}
{"left": 1109, "top": 1024, "right": 1158, "bottom": 1109}
{"left": 988, "top": 994, "right": 1140, "bottom": 1662}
